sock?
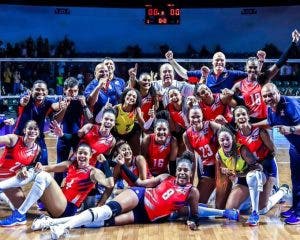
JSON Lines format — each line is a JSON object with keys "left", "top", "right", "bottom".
{"left": 198, "top": 205, "right": 224, "bottom": 218}
{"left": 18, "top": 171, "right": 52, "bottom": 215}
{"left": 0, "top": 168, "right": 37, "bottom": 190}
{"left": 259, "top": 187, "right": 286, "bottom": 215}
{"left": 255, "top": 171, "right": 263, "bottom": 192}
{"left": 64, "top": 205, "right": 112, "bottom": 230}
{"left": 0, "top": 192, "right": 15, "bottom": 210}
{"left": 246, "top": 171, "right": 260, "bottom": 213}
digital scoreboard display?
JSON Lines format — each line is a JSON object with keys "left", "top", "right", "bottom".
{"left": 145, "top": 4, "right": 180, "bottom": 24}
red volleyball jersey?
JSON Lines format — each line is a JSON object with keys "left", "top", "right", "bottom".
{"left": 199, "top": 93, "right": 233, "bottom": 123}
{"left": 0, "top": 136, "right": 40, "bottom": 179}
{"left": 240, "top": 78, "right": 267, "bottom": 119}
{"left": 186, "top": 121, "right": 218, "bottom": 166}
{"left": 120, "top": 157, "right": 152, "bottom": 187}
{"left": 167, "top": 103, "right": 189, "bottom": 129}
{"left": 81, "top": 125, "right": 115, "bottom": 166}
{"left": 236, "top": 127, "right": 270, "bottom": 161}
{"left": 141, "top": 93, "right": 155, "bottom": 122}
{"left": 144, "top": 176, "right": 192, "bottom": 221}
{"left": 62, "top": 163, "right": 95, "bottom": 207}
{"left": 147, "top": 134, "right": 172, "bottom": 176}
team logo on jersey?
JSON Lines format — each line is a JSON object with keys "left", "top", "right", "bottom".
{"left": 142, "top": 95, "right": 152, "bottom": 104}
{"left": 249, "top": 128, "right": 260, "bottom": 142}
{"left": 176, "top": 187, "right": 189, "bottom": 195}
{"left": 159, "top": 136, "right": 171, "bottom": 151}
{"left": 280, "top": 109, "right": 285, "bottom": 116}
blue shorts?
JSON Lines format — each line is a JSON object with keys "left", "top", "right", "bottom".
{"left": 59, "top": 202, "right": 78, "bottom": 218}
{"left": 198, "top": 165, "right": 215, "bottom": 179}
{"left": 237, "top": 177, "right": 247, "bottom": 187}
{"left": 130, "top": 187, "right": 150, "bottom": 223}
{"left": 260, "top": 156, "right": 277, "bottom": 178}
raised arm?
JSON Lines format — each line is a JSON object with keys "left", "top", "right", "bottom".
{"left": 127, "top": 63, "right": 138, "bottom": 88}
{"left": 78, "top": 95, "right": 93, "bottom": 123}
{"left": 86, "top": 77, "right": 108, "bottom": 108}
{"left": 52, "top": 97, "right": 70, "bottom": 123}
{"left": 165, "top": 50, "right": 188, "bottom": 79}
{"left": 136, "top": 106, "right": 155, "bottom": 131}
{"left": 263, "top": 29, "right": 299, "bottom": 84}
{"left": 256, "top": 50, "right": 266, "bottom": 72}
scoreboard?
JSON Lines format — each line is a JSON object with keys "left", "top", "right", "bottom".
{"left": 145, "top": 4, "right": 180, "bottom": 24}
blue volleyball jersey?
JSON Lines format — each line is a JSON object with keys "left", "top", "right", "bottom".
{"left": 84, "top": 77, "right": 125, "bottom": 115}
{"left": 187, "top": 69, "right": 247, "bottom": 93}
{"left": 14, "top": 97, "right": 54, "bottom": 138}
{"left": 61, "top": 99, "right": 84, "bottom": 134}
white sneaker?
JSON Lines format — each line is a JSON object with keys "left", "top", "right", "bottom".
{"left": 31, "top": 214, "right": 54, "bottom": 231}
{"left": 50, "top": 224, "right": 69, "bottom": 239}
{"left": 280, "top": 184, "right": 292, "bottom": 203}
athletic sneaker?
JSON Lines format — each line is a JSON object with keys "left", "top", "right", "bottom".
{"left": 247, "top": 211, "right": 259, "bottom": 226}
{"left": 223, "top": 209, "right": 239, "bottom": 221}
{"left": 0, "top": 210, "right": 27, "bottom": 226}
{"left": 281, "top": 207, "right": 295, "bottom": 218}
{"left": 279, "top": 184, "right": 292, "bottom": 204}
{"left": 50, "top": 224, "right": 69, "bottom": 239}
{"left": 285, "top": 214, "right": 300, "bottom": 225}
{"left": 31, "top": 214, "right": 54, "bottom": 231}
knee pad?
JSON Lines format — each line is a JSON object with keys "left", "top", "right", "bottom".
{"left": 34, "top": 171, "right": 52, "bottom": 190}
{"left": 106, "top": 200, "right": 122, "bottom": 217}
{"left": 89, "top": 205, "right": 113, "bottom": 223}
{"left": 246, "top": 171, "right": 258, "bottom": 190}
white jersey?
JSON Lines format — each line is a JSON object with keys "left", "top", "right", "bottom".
{"left": 152, "top": 79, "right": 194, "bottom": 107}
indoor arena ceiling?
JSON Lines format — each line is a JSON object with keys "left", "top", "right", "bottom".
{"left": 1, "top": 0, "right": 300, "bottom": 8}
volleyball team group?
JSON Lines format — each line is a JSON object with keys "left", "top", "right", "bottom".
{"left": 0, "top": 29, "right": 299, "bottom": 239}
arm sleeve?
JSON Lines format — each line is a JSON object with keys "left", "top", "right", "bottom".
{"left": 120, "top": 164, "right": 138, "bottom": 183}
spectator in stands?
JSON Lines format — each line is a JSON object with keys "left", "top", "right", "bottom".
{"left": 3, "top": 66, "right": 12, "bottom": 94}
{"left": 12, "top": 70, "right": 22, "bottom": 95}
